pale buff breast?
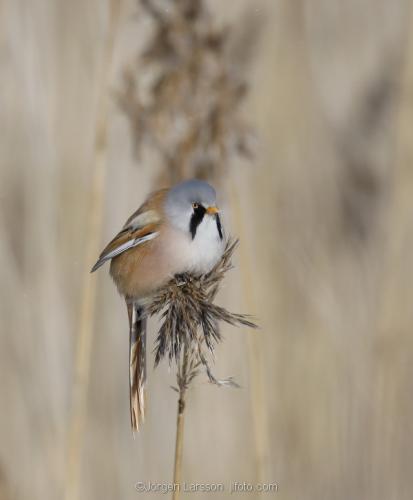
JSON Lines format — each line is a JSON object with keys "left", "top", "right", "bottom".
{"left": 109, "top": 225, "right": 191, "bottom": 300}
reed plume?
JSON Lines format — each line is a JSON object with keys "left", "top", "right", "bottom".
{"left": 117, "top": 0, "right": 254, "bottom": 185}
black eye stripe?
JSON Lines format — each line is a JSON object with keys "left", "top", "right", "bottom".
{"left": 215, "top": 213, "right": 223, "bottom": 240}
{"left": 189, "top": 205, "right": 206, "bottom": 239}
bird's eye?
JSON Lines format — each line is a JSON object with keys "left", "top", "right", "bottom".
{"left": 192, "top": 202, "right": 199, "bottom": 210}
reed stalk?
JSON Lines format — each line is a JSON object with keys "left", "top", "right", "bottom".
{"left": 116, "top": 2, "right": 256, "bottom": 495}
{"left": 145, "top": 240, "right": 257, "bottom": 500}
{"left": 172, "top": 345, "right": 189, "bottom": 500}
{"left": 64, "top": 2, "right": 122, "bottom": 500}
{"left": 229, "top": 184, "right": 270, "bottom": 489}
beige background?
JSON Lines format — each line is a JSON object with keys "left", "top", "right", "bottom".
{"left": 1, "top": 1, "right": 413, "bottom": 499}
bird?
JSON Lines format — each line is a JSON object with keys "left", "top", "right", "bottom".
{"left": 91, "top": 179, "right": 225, "bottom": 431}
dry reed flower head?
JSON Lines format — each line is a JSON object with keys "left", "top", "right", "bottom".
{"left": 146, "top": 238, "right": 257, "bottom": 388}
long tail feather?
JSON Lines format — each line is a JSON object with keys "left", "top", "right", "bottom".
{"left": 127, "top": 302, "right": 146, "bottom": 431}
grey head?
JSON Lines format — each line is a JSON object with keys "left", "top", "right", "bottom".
{"left": 164, "top": 179, "right": 222, "bottom": 239}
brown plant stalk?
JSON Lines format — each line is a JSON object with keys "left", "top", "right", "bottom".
{"left": 145, "top": 239, "right": 256, "bottom": 499}
{"left": 172, "top": 344, "right": 188, "bottom": 500}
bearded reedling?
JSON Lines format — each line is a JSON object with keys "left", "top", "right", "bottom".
{"left": 91, "top": 180, "right": 225, "bottom": 430}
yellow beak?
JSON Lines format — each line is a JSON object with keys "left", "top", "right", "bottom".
{"left": 206, "top": 206, "right": 219, "bottom": 215}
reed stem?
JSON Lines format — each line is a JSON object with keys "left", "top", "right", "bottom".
{"left": 172, "top": 345, "right": 189, "bottom": 500}
{"left": 64, "top": 2, "right": 122, "bottom": 499}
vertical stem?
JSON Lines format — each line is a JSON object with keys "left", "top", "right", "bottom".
{"left": 64, "top": 2, "right": 122, "bottom": 500}
{"left": 172, "top": 346, "right": 189, "bottom": 500}
{"left": 229, "top": 183, "right": 270, "bottom": 489}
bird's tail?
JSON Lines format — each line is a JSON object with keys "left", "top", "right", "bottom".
{"left": 127, "top": 302, "right": 146, "bottom": 432}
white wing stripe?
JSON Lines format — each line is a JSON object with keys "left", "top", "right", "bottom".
{"left": 91, "top": 232, "right": 159, "bottom": 271}
{"left": 103, "top": 232, "right": 159, "bottom": 261}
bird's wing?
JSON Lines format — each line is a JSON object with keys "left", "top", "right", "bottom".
{"left": 91, "top": 188, "right": 168, "bottom": 272}
{"left": 90, "top": 215, "right": 161, "bottom": 272}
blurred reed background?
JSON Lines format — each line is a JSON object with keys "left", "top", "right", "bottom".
{"left": 1, "top": 0, "right": 413, "bottom": 499}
